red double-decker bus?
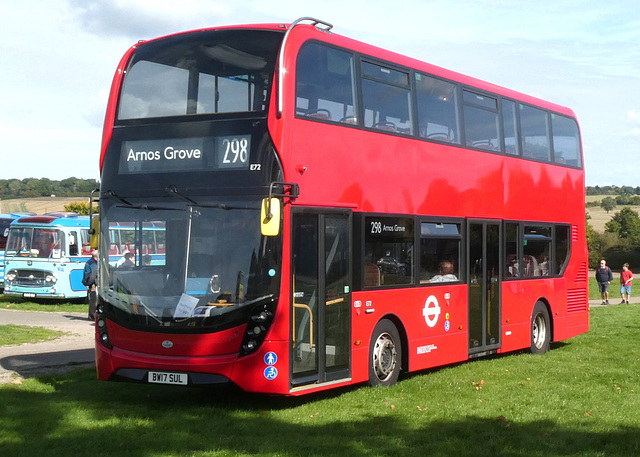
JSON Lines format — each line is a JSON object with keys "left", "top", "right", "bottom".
{"left": 94, "top": 17, "right": 588, "bottom": 394}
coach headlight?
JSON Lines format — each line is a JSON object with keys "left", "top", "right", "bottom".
{"left": 5, "top": 271, "right": 17, "bottom": 282}
{"left": 45, "top": 274, "right": 57, "bottom": 284}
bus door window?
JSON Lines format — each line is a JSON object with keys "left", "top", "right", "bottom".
{"left": 80, "top": 229, "right": 91, "bottom": 254}
{"left": 555, "top": 225, "right": 571, "bottom": 275}
{"left": 468, "top": 222, "right": 501, "bottom": 351}
{"left": 292, "top": 212, "right": 351, "bottom": 384}
{"left": 49, "top": 230, "right": 65, "bottom": 258}
{"left": 505, "top": 223, "right": 519, "bottom": 278}
{"left": 69, "top": 231, "right": 79, "bottom": 256}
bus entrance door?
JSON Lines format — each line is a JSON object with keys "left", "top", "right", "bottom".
{"left": 468, "top": 221, "right": 501, "bottom": 355}
{"left": 291, "top": 211, "right": 351, "bottom": 388}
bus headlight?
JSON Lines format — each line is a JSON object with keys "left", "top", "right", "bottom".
{"left": 239, "top": 303, "right": 274, "bottom": 356}
{"left": 97, "top": 316, "right": 112, "bottom": 349}
{"left": 5, "top": 271, "right": 16, "bottom": 282}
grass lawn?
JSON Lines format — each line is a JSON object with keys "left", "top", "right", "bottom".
{"left": 0, "top": 294, "right": 88, "bottom": 313}
{"left": 1, "top": 305, "right": 639, "bottom": 456}
{"left": 0, "top": 325, "right": 67, "bottom": 346}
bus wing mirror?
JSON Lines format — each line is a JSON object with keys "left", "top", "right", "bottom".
{"left": 261, "top": 197, "right": 281, "bottom": 237}
{"left": 89, "top": 214, "right": 100, "bottom": 249}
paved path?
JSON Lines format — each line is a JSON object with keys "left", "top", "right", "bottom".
{"left": 0, "top": 309, "right": 95, "bottom": 383}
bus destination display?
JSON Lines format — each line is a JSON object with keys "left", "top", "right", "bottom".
{"left": 119, "top": 135, "right": 251, "bottom": 174}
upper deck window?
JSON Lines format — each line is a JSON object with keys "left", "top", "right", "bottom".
{"left": 117, "top": 30, "right": 282, "bottom": 120}
{"left": 416, "top": 74, "right": 460, "bottom": 144}
{"left": 463, "top": 90, "right": 500, "bottom": 151}
{"left": 296, "top": 43, "right": 356, "bottom": 123}
{"left": 502, "top": 99, "right": 519, "bottom": 156}
{"left": 520, "top": 104, "right": 551, "bottom": 161}
{"left": 552, "top": 114, "right": 582, "bottom": 167}
{"left": 361, "top": 62, "right": 412, "bottom": 135}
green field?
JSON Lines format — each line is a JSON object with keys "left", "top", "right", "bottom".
{"left": 0, "top": 325, "right": 66, "bottom": 347}
{"left": 1, "top": 305, "right": 638, "bottom": 457}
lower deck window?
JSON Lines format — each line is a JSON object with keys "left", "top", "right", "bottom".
{"left": 419, "top": 222, "right": 461, "bottom": 283}
{"left": 364, "top": 217, "right": 414, "bottom": 287}
{"left": 504, "top": 222, "right": 570, "bottom": 279}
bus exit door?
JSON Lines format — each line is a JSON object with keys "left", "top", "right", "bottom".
{"left": 468, "top": 221, "right": 501, "bottom": 355}
{"left": 291, "top": 210, "right": 351, "bottom": 387}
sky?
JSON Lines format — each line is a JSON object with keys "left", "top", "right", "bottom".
{"left": 1, "top": 0, "right": 639, "bottom": 186}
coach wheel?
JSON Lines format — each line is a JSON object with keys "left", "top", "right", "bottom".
{"left": 368, "top": 319, "right": 402, "bottom": 387}
{"left": 531, "top": 301, "right": 551, "bottom": 354}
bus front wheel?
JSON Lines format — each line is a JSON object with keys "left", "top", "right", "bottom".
{"left": 368, "top": 319, "right": 401, "bottom": 387}
{"left": 530, "top": 301, "right": 551, "bottom": 354}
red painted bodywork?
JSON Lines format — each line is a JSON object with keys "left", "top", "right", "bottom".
{"left": 96, "top": 21, "right": 588, "bottom": 395}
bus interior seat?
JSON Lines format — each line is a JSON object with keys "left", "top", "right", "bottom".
{"left": 306, "top": 109, "right": 331, "bottom": 121}
{"left": 364, "top": 263, "right": 381, "bottom": 287}
{"left": 373, "top": 122, "right": 397, "bottom": 132}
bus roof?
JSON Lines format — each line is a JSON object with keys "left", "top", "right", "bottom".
{"left": 0, "top": 212, "right": 36, "bottom": 220}
{"left": 13, "top": 213, "right": 89, "bottom": 228}
{"left": 127, "top": 20, "right": 575, "bottom": 117}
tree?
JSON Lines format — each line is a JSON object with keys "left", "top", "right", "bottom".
{"left": 600, "top": 197, "right": 616, "bottom": 213}
{"left": 605, "top": 207, "right": 640, "bottom": 245}
{"left": 64, "top": 201, "right": 98, "bottom": 216}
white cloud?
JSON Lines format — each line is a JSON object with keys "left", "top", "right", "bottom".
{"left": 1, "top": 0, "right": 640, "bottom": 185}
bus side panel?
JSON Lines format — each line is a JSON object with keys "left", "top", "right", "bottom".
{"left": 229, "top": 340, "right": 291, "bottom": 394}
{"left": 500, "top": 277, "right": 587, "bottom": 353}
{"left": 351, "top": 285, "right": 468, "bottom": 379}
{"left": 553, "top": 307, "right": 589, "bottom": 342}
{"left": 69, "top": 266, "right": 88, "bottom": 292}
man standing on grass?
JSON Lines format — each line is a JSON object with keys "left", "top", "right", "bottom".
{"left": 83, "top": 250, "right": 99, "bottom": 320}
{"left": 596, "top": 259, "right": 613, "bottom": 305}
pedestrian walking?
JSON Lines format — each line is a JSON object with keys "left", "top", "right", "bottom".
{"left": 83, "top": 249, "right": 99, "bottom": 319}
{"left": 595, "top": 259, "right": 613, "bottom": 305}
{"left": 620, "top": 263, "right": 634, "bottom": 304}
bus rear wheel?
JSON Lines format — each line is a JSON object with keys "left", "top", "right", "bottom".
{"left": 531, "top": 301, "right": 551, "bottom": 354}
{"left": 368, "top": 319, "right": 401, "bottom": 387}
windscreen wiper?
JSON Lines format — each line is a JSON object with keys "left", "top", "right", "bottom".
{"left": 104, "top": 189, "right": 183, "bottom": 212}
{"left": 165, "top": 185, "right": 258, "bottom": 210}
{"left": 165, "top": 185, "right": 198, "bottom": 205}
{"left": 104, "top": 190, "right": 133, "bottom": 207}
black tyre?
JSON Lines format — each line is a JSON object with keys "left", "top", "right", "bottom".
{"left": 368, "top": 319, "right": 402, "bottom": 387}
{"left": 530, "top": 301, "right": 551, "bottom": 354}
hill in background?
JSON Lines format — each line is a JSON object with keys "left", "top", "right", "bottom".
{"left": 0, "top": 197, "right": 84, "bottom": 215}
{"left": 585, "top": 195, "right": 640, "bottom": 232}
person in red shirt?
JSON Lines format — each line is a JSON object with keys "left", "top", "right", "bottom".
{"left": 620, "top": 263, "right": 634, "bottom": 304}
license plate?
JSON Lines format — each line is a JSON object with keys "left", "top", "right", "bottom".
{"left": 23, "top": 293, "right": 36, "bottom": 298}
{"left": 148, "top": 371, "right": 188, "bottom": 385}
